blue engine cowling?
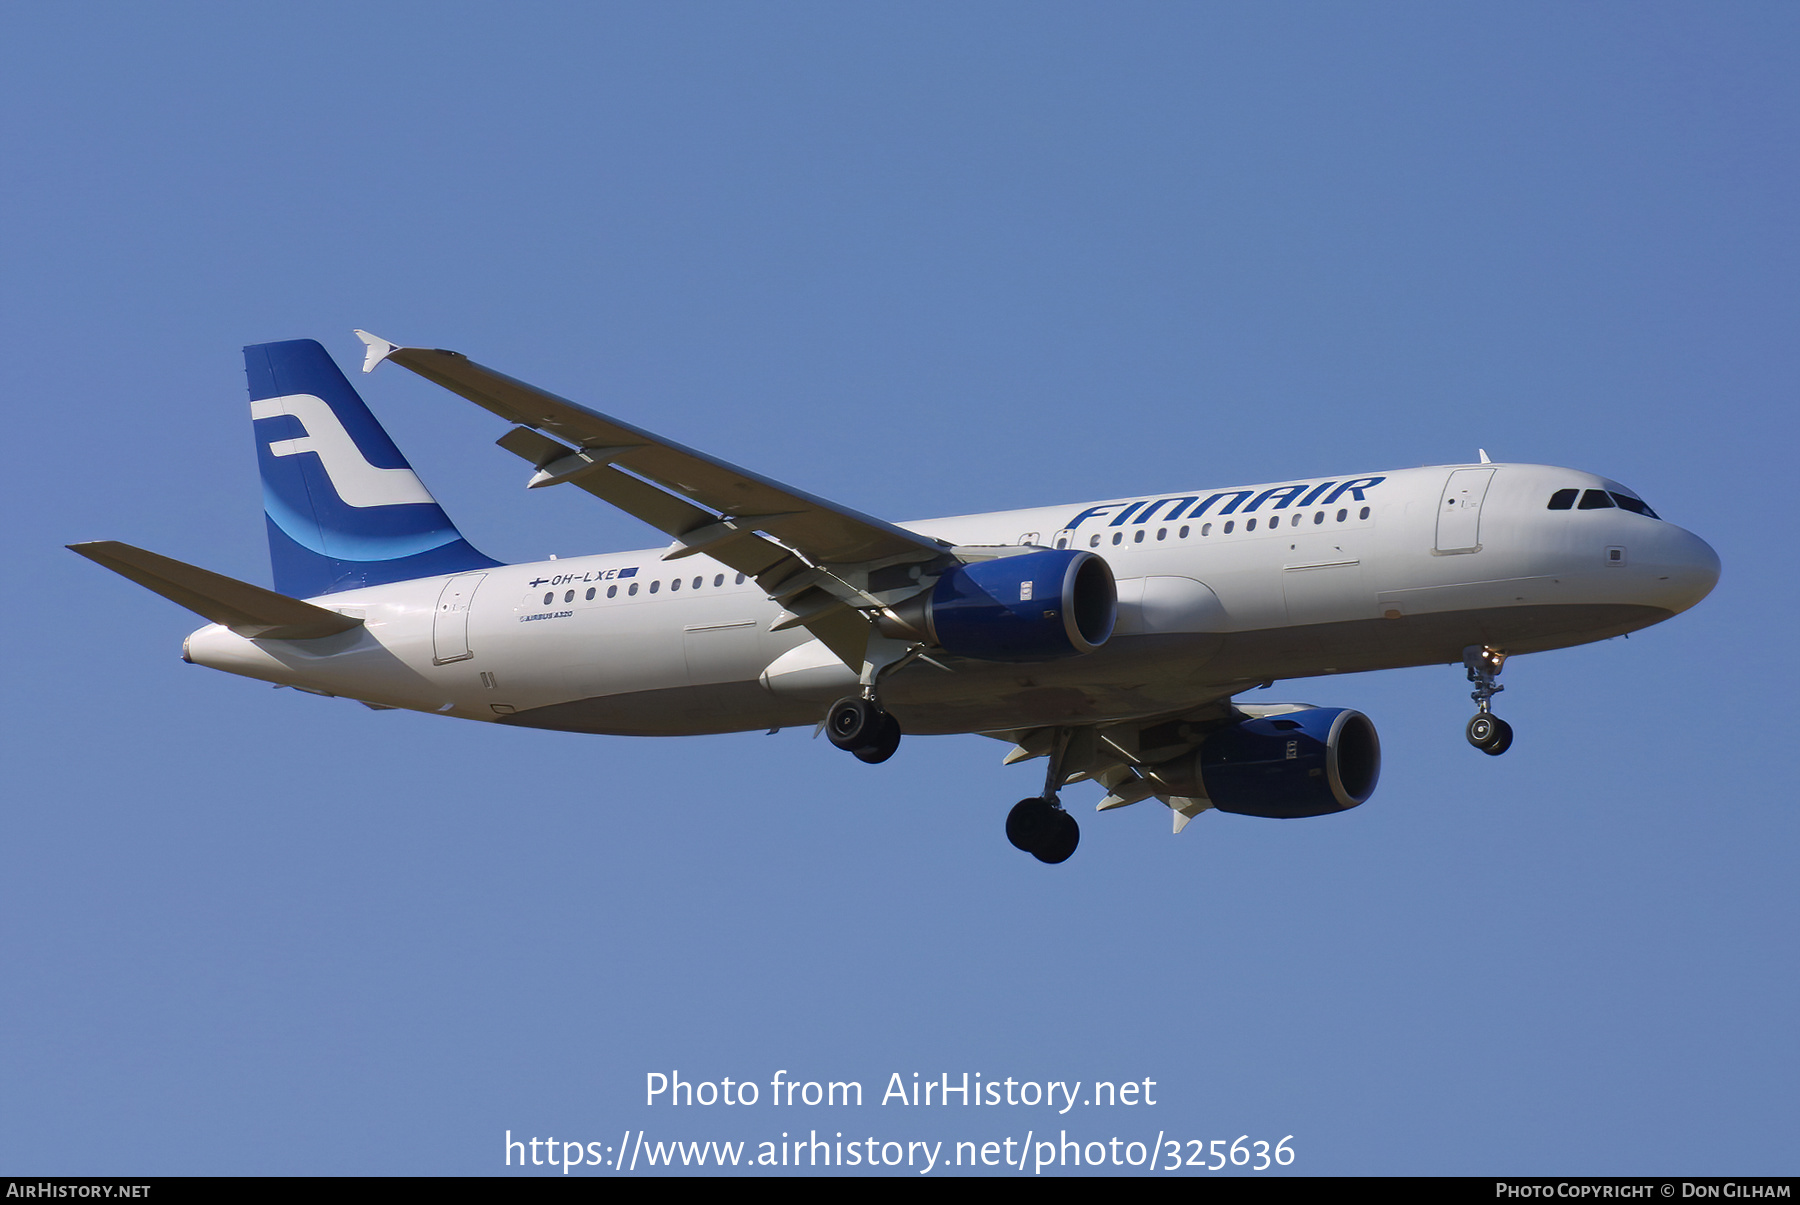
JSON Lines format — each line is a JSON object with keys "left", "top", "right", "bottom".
{"left": 1151, "top": 707, "right": 1381, "bottom": 818}
{"left": 901, "top": 549, "right": 1117, "bottom": 662}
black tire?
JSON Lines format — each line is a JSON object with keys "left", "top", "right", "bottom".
{"left": 826, "top": 696, "right": 880, "bottom": 752}
{"left": 1006, "top": 798, "right": 1056, "bottom": 852}
{"left": 853, "top": 712, "right": 902, "bottom": 764}
{"left": 1033, "top": 810, "right": 1081, "bottom": 864}
{"left": 1466, "top": 713, "right": 1499, "bottom": 750}
{"left": 1481, "top": 717, "right": 1514, "bottom": 757}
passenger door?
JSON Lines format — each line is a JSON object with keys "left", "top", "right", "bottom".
{"left": 1435, "top": 469, "right": 1495, "bottom": 553}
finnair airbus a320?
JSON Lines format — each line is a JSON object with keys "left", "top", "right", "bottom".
{"left": 73, "top": 336, "right": 1719, "bottom": 863}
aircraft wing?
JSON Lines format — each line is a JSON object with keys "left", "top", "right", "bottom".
{"left": 356, "top": 332, "right": 951, "bottom": 668}
{"left": 355, "top": 332, "right": 942, "bottom": 568}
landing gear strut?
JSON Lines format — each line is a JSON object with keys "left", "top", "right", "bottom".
{"left": 1463, "top": 645, "right": 1514, "bottom": 756}
{"left": 1005, "top": 728, "right": 1081, "bottom": 863}
{"left": 825, "top": 695, "right": 901, "bottom": 764}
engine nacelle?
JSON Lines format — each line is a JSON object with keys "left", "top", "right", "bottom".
{"left": 882, "top": 549, "right": 1116, "bottom": 663}
{"left": 1148, "top": 707, "right": 1381, "bottom": 818}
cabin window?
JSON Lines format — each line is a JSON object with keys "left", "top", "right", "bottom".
{"left": 564, "top": 590, "right": 574, "bottom": 603}
{"left": 1134, "top": 530, "right": 1145, "bottom": 543}
{"left": 1112, "top": 533, "right": 1122, "bottom": 545}
{"left": 628, "top": 583, "right": 638, "bottom": 596}
{"left": 607, "top": 585, "right": 618, "bottom": 598}
{"left": 1547, "top": 488, "right": 1578, "bottom": 510}
{"left": 650, "top": 581, "right": 660, "bottom": 593}
{"left": 1359, "top": 506, "right": 1371, "bottom": 519}
{"left": 1156, "top": 528, "right": 1167, "bottom": 541}
{"left": 1246, "top": 518, "right": 1257, "bottom": 531}
{"left": 714, "top": 574, "right": 725, "bottom": 587}
{"left": 1609, "top": 492, "right": 1659, "bottom": 519}
{"left": 736, "top": 573, "right": 746, "bottom": 585}
{"left": 1336, "top": 508, "right": 1347, "bottom": 522}
{"left": 1179, "top": 525, "right": 1190, "bottom": 538}
{"left": 1223, "top": 521, "right": 1234, "bottom": 534}
{"left": 585, "top": 587, "right": 595, "bottom": 600}
{"left": 1090, "top": 535, "right": 1101, "bottom": 548}
{"left": 1314, "top": 511, "right": 1324, "bottom": 524}
{"left": 1201, "top": 523, "right": 1211, "bottom": 536}
{"left": 542, "top": 592, "right": 552, "bottom": 605}
{"left": 1578, "top": 489, "right": 1615, "bottom": 510}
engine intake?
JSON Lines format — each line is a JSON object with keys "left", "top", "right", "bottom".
{"left": 882, "top": 549, "right": 1116, "bottom": 663}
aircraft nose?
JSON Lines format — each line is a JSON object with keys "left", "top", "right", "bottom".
{"left": 1649, "top": 525, "right": 1721, "bottom": 615}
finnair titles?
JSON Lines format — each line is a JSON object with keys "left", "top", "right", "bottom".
{"left": 1063, "top": 478, "right": 1387, "bottom": 531}
{"left": 72, "top": 335, "right": 1720, "bottom": 863}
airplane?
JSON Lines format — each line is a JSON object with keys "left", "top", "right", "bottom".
{"left": 70, "top": 336, "right": 1721, "bottom": 864}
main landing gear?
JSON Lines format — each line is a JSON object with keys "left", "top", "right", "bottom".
{"left": 824, "top": 638, "right": 922, "bottom": 765}
{"left": 1007, "top": 798, "right": 1079, "bottom": 864}
{"left": 825, "top": 695, "right": 901, "bottom": 764}
{"left": 1462, "top": 645, "right": 1514, "bottom": 756}
{"left": 1005, "top": 728, "right": 1081, "bottom": 864}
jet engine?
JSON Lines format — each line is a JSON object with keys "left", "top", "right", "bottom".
{"left": 1145, "top": 707, "right": 1381, "bottom": 818}
{"left": 880, "top": 548, "right": 1116, "bottom": 663}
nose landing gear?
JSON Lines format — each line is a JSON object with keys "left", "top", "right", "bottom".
{"left": 1005, "top": 727, "right": 1081, "bottom": 863}
{"left": 1463, "top": 645, "right": 1513, "bottom": 755}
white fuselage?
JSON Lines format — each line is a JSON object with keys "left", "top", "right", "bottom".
{"left": 182, "top": 462, "right": 1719, "bottom": 736}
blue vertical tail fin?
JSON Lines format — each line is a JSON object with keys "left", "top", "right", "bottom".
{"left": 245, "top": 339, "right": 501, "bottom": 597}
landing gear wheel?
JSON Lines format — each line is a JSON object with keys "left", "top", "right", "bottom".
{"left": 826, "top": 696, "right": 880, "bottom": 750}
{"left": 1006, "top": 798, "right": 1056, "bottom": 852}
{"left": 1466, "top": 713, "right": 1514, "bottom": 755}
{"left": 827, "top": 696, "right": 902, "bottom": 762}
{"left": 1466, "top": 713, "right": 1499, "bottom": 749}
{"left": 1480, "top": 717, "right": 1513, "bottom": 756}
{"left": 1032, "top": 810, "right": 1080, "bottom": 864}
{"left": 1005, "top": 798, "right": 1080, "bottom": 863}
{"left": 852, "top": 711, "right": 902, "bottom": 764}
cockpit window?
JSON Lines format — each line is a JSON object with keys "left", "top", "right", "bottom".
{"left": 1578, "top": 489, "right": 1616, "bottom": 510}
{"left": 1547, "top": 489, "right": 1578, "bottom": 510}
{"left": 1609, "top": 492, "right": 1659, "bottom": 519}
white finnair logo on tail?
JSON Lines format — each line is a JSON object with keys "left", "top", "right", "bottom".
{"left": 250, "top": 394, "right": 437, "bottom": 508}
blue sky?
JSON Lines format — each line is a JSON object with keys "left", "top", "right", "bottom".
{"left": 2, "top": 3, "right": 1795, "bottom": 1176}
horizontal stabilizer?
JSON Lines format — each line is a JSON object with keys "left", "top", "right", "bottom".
{"left": 68, "top": 542, "right": 364, "bottom": 640}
